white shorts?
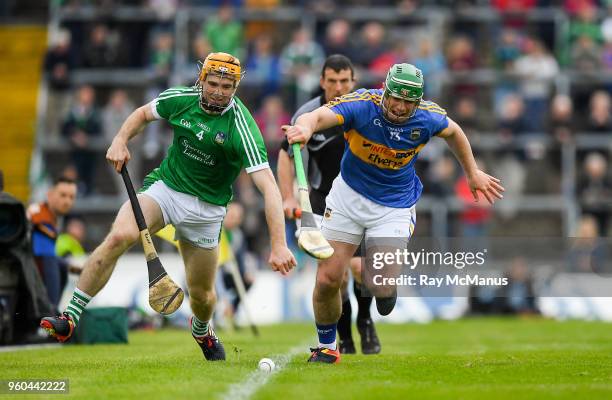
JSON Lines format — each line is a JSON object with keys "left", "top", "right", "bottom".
{"left": 321, "top": 176, "right": 416, "bottom": 246}
{"left": 142, "top": 180, "right": 226, "bottom": 249}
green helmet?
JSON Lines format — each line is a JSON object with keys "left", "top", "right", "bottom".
{"left": 382, "top": 63, "right": 424, "bottom": 121}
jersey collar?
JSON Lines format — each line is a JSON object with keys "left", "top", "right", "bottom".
{"left": 221, "top": 98, "right": 235, "bottom": 115}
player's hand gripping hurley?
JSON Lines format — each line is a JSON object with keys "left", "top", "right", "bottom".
{"left": 291, "top": 143, "right": 334, "bottom": 259}
{"left": 120, "top": 165, "right": 184, "bottom": 314}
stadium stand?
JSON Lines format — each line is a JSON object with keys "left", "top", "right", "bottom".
{"left": 0, "top": 26, "right": 47, "bottom": 203}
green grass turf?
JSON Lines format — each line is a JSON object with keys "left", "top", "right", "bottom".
{"left": 1, "top": 318, "right": 611, "bottom": 400}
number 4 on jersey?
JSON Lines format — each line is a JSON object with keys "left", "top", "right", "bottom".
{"left": 196, "top": 130, "right": 204, "bottom": 141}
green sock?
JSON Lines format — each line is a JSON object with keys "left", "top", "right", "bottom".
{"left": 64, "top": 288, "right": 91, "bottom": 325}
{"left": 191, "top": 315, "right": 209, "bottom": 337}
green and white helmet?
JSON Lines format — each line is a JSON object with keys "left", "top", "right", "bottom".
{"left": 382, "top": 63, "right": 424, "bottom": 120}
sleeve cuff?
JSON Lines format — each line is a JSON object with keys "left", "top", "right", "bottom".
{"left": 150, "top": 101, "right": 162, "bottom": 120}
{"left": 434, "top": 117, "right": 450, "bottom": 136}
{"left": 245, "top": 162, "right": 270, "bottom": 174}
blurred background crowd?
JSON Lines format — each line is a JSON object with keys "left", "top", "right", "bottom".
{"left": 3, "top": 0, "right": 610, "bottom": 275}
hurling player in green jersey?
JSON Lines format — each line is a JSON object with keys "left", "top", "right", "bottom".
{"left": 40, "top": 53, "right": 297, "bottom": 361}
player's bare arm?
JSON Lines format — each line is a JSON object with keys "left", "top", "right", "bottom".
{"left": 106, "top": 103, "right": 157, "bottom": 172}
{"left": 282, "top": 106, "right": 339, "bottom": 146}
{"left": 438, "top": 118, "right": 505, "bottom": 204}
{"left": 250, "top": 168, "right": 297, "bottom": 275}
{"left": 277, "top": 149, "right": 300, "bottom": 219}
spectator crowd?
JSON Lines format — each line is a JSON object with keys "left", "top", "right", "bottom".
{"left": 40, "top": 0, "right": 612, "bottom": 263}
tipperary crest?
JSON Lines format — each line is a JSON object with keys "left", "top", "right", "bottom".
{"left": 214, "top": 131, "right": 226, "bottom": 144}
{"left": 410, "top": 129, "right": 421, "bottom": 140}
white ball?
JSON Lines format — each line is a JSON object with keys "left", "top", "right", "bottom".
{"left": 258, "top": 358, "right": 275, "bottom": 372}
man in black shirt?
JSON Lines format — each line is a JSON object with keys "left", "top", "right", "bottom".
{"left": 278, "top": 55, "right": 381, "bottom": 355}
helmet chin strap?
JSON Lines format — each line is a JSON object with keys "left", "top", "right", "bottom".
{"left": 199, "top": 100, "right": 226, "bottom": 115}
{"left": 198, "top": 77, "right": 237, "bottom": 115}
{"left": 380, "top": 93, "right": 420, "bottom": 124}
{"left": 380, "top": 95, "right": 410, "bottom": 124}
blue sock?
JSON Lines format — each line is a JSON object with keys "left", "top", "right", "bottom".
{"left": 316, "top": 322, "right": 337, "bottom": 350}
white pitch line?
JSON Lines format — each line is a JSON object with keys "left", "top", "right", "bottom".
{"left": 220, "top": 344, "right": 305, "bottom": 400}
{"left": 0, "top": 343, "right": 62, "bottom": 353}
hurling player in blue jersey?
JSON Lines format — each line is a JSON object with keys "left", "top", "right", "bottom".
{"left": 283, "top": 63, "right": 505, "bottom": 364}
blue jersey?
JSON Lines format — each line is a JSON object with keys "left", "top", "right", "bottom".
{"left": 326, "top": 88, "right": 449, "bottom": 208}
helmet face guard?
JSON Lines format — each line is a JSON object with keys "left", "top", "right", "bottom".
{"left": 197, "top": 52, "right": 245, "bottom": 114}
{"left": 381, "top": 63, "right": 424, "bottom": 124}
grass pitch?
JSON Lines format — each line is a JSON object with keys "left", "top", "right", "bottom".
{"left": 1, "top": 318, "right": 611, "bottom": 399}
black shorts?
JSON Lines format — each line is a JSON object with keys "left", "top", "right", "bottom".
{"left": 310, "top": 190, "right": 327, "bottom": 216}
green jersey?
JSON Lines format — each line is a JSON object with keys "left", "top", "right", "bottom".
{"left": 56, "top": 233, "right": 85, "bottom": 258}
{"left": 143, "top": 86, "right": 269, "bottom": 206}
